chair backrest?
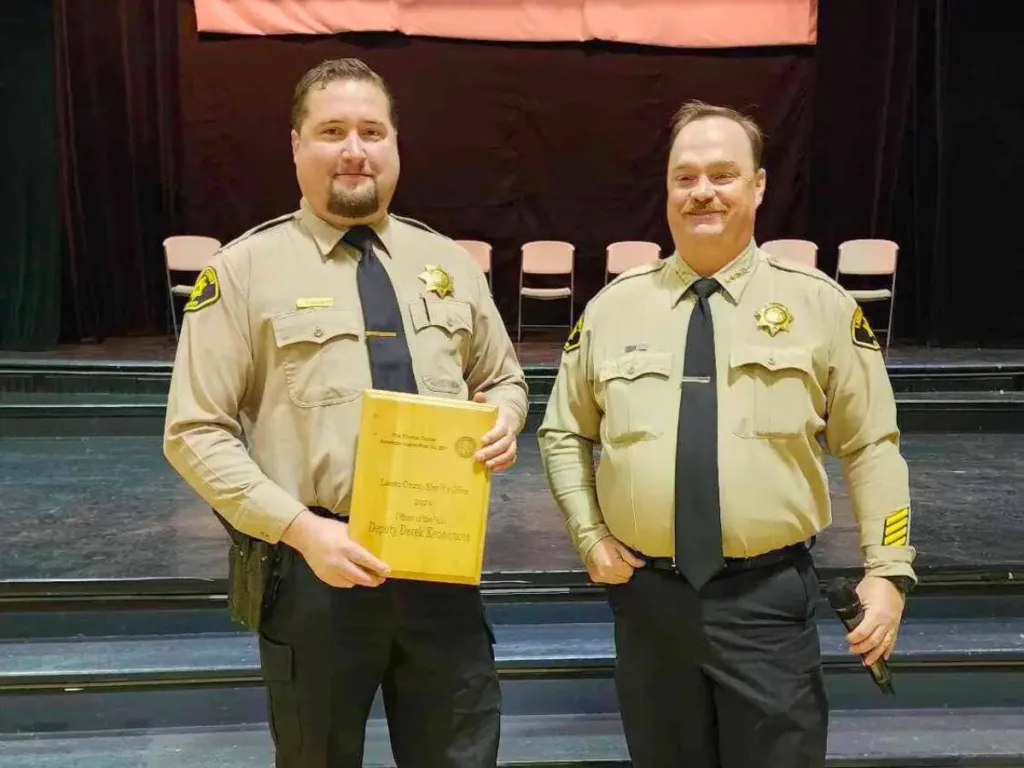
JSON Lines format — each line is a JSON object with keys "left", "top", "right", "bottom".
{"left": 521, "top": 241, "right": 574, "bottom": 275}
{"left": 836, "top": 239, "right": 899, "bottom": 276}
{"left": 456, "top": 240, "right": 492, "bottom": 273}
{"left": 761, "top": 239, "right": 818, "bottom": 268}
{"left": 163, "top": 235, "right": 221, "bottom": 272}
{"left": 606, "top": 241, "right": 661, "bottom": 275}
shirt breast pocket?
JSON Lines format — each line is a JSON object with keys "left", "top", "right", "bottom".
{"left": 271, "top": 308, "right": 367, "bottom": 407}
{"left": 728, "top": 345, "right": 816, "bottom": 439}
{"left": 408, "top": 299, "right": 473, "bottom": 396}
{"left": 597, "top": 351, "right": 673, "bottom": 446}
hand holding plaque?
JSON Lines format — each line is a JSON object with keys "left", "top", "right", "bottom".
{"left": 471, "top": 392, "right": 518, "bottom": 472}
{"left": 281, "top": 510, "right": 390, "bottom": 589}
{"left": 348, "top": 390, "right": 498, "bottom": 585}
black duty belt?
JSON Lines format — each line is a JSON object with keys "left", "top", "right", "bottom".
{"left": 637, "top": 538, "right": 813, "bottom": 579}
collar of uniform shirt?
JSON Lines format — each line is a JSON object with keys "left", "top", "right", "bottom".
{"left": 296, "top": 197, "right": 395, "bottom": 261}
{"left": 662, "top": 239, "right": 759, "bottom": 306}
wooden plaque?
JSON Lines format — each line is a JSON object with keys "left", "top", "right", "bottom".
{"left": 348, "top": 389, "right": 497, "bottom": 585}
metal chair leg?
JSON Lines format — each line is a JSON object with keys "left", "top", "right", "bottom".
{"left": 166, "top": 276, "right": 180, "bottom": 340}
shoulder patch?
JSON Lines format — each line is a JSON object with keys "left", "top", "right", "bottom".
{"left": 220, "top": 212, "right": 295, "bottom": 250}
{"left": 563, "top": 315, "right": 584, "bottom": 352}
{"left": 392, "top": 213, "right": 442, "bottom": 237}
{"left": 183, "top": 267, "right": 220, "bottom": 313}
{"left": 851, "top": 305, "right": 881, "bottom": 350}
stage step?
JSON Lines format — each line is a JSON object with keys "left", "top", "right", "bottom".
{"left": 3, "top": 587, "right": 1022, "bottom": 763}
{"left": 2, "top": 614, "right": 1022, "bottom": 734}
{"left": 2, "top": 357, "right": 1023, "bottom": 396}
{"left": 2, "top": 709, "right": 1023, "bottom": 767}
{"left": 4, "top": 616, "right": 1024, "bottom": 690}
{"left": 3, "top": 389, "right": 1024, "bottom": 436}
{"left": 5, "top": 588, "right": 1024, "bottom": 640}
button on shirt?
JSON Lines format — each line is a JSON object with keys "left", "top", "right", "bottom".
{"left": 538, "top": 242, "right": 916, "bottom": 581}
{"left": 164, "top": 201, "right": 528, "bottom": 544}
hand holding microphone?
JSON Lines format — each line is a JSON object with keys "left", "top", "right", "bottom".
{"left": 827, "top": 576, "right": 906, "bottom": 695}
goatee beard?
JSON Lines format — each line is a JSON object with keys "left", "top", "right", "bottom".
{"left": 327, "top": 179, "right": 380, "bottom": 219}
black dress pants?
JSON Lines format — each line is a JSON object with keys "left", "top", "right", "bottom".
{"left": 258, "top": 548, "right": 500, "bottom": 768}
{"left": 608, "top": 550, "right": 828, "bottom": 768}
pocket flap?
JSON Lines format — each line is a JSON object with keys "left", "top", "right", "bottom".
{"left": 409, "top": 299, "right": 473, "bottom": 334}
{"left": 730, "top": 345, "right": 813, "bottom": 374}
{"left": 598, "top": 350, "right": 673, "bottom": 382}
{"left": 422, "top": 375, "right": 462, "bottom": 394}
{"left": 271, "top": 308, "right": 362, "bottom": 347}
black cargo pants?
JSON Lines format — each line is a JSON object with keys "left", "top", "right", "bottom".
{"left": 608, "top": 546, "right": 828, "bottom": 768}
{"left": 258, "top": 546, "right": 500, "bottom": 768}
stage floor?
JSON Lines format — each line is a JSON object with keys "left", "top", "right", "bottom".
{"left": 2, "top": 336, "right": 1024, "bottom": 370}
{"left": 2, "top": 431, "right": 1022, "bottom": 583}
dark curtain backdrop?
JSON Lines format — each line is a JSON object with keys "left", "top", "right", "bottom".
{"left": 920, "top": 0, "right": 1023, "bottom": 342}
{"left": 809, "top": 0, "right": 918, "bottom": 275}
{"left": 0, "top": 1, "right": 60, "bottom": 351}
{"left": 813, "top": 0, "right": 1024, "bottom": 345}
{"left": 807, "top": 0, "right": 919, "bottom": 341}
{"left": 54, "top": 0, "right": 180, "bottom": 343}
{"left": 175, "top": 2, "right": 814, "bottom": 322}
{"left": 31, "top": 0, "right": 1024, "bottom": 348}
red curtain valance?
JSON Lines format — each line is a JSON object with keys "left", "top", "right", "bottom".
{"left": 194, "top": 0, "right": 817, "bottom": 49}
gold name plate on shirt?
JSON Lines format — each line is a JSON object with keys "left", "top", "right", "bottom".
{"left": 296, "top": 297, "right": 334, "bottom": 308}
{"left": 349, "top": 389, "right": 496, "bottom": 585}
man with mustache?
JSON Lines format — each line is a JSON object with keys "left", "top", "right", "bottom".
{"left": 164, "top": 58, "right": 527, "bottom": 767}
{"left": 538, "top": 101, "right": 916, "bottom": 767}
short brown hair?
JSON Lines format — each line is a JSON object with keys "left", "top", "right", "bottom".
{"left": 669, "top": 101, "right": 765, "bottom": 169}
{"left": 291, "top": 58, "right": 397, "bottom": 131}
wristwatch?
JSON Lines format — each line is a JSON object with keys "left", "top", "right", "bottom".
{"left": 883, "top": 576, "right": 915, "bottom": 595}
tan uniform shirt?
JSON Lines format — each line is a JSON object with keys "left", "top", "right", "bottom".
{"left": 164, "top": 201, "right": 528, "bottom": 544}
{"left": 538, "top": 242, "right": 916, "bottom": 581}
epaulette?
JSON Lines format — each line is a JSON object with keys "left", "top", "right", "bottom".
{"left": 220, "top": 211, "right": 296, "bottom": 251}
{"left": 591, "top": 259, "right": 666, "bottom": 304}
{"left": 391, "top": 213, "right": 443, "bottom": 237}
{"left": 763, "top": 253, "right": 846, "bottom": 296}
{"left": 560, "top": 260, "right": 665, "bottom": 353}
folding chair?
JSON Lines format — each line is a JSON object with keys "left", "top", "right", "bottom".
{"left": 456, "top": 240, "right": 493, "bottom": 291}
{"left": 517, "top": 241, "right": 574, "bottom": 342}
{"left": 605, "top": 241, "right": 661, "bottom": 282}
{"left": 761, "top": 239, "right": 818, "bottom": 269}
{"left": 835, "top": 239, "right": 899, "bottom": 356}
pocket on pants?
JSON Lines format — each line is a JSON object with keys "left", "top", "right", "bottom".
{"left": 781, "top": 558, "right": 823, "bottom": 674}
{"left": 449, "top": 619, "right": 501, "bottom": 717}
{"left": 796, "top": 555, "right": 820, "bottom": 622}
{"left": 259, "top": 635, "right": 303, "bottom": 753}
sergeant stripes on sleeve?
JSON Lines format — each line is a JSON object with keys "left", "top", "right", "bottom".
{"left": 882, "top": 508, "right": 910, "bottom": 547}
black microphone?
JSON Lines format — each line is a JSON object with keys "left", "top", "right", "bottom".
{"left": 826, "top": 577, "right": 895, "bottom": 695}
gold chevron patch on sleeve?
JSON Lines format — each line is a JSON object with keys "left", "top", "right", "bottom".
{"left": 882, "top": 507, "right": 910, "bottom": 546}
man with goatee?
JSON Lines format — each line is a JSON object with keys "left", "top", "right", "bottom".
{"left": 165, "top": 58, "right": 527, "bottom": 768}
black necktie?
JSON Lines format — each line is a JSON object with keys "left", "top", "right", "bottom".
{"left": 674, "top": 277, "right": 724, "bottom": 590}
{"left": 343, "top": 226, "right": 418, "bottom": 394}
